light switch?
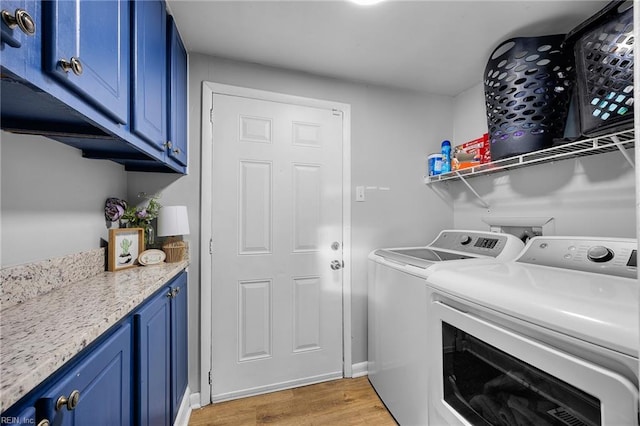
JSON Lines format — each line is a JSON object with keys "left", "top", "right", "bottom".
{"left": 356, "top": 186, "right": 365, "bottom": 202}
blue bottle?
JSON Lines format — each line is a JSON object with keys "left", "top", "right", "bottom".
{"left": 441, "top": 140, "right": 451, "bottom": 173}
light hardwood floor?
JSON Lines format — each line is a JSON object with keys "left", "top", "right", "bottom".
{"left": 189, "top": 377, "right": 397, "bottom": 425}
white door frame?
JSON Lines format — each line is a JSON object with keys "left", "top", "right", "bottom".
{"left": 199, "top": 81, "right": 352, "bottom": 406}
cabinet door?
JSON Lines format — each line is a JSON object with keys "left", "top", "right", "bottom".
{"left": 36, "top": 323, "right": 132, "bottom": 426}
{"left": 44, "top": 0, "right": 129, "bottom": 124}
{"left": 135, "top": 287, "right": 171, "bottom": 426}
{"left": 170, "top": 272, "right": 188, "bottom": 421}
{"left": 0, "top": 0, "right": 38, "bottom": 77}
{"left": 132, "top": 0, "right": 166, "bottom": 153}
{"left": 167, "top": 16, "right": 187, "bottom": 167}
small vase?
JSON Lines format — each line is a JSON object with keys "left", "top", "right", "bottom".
{"left": 146, "top": 226, "right": 155, "bottom": 246}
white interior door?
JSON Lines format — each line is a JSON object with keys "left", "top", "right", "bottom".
{"left": 210, "top": 93, "right": 344, "bottom": 401}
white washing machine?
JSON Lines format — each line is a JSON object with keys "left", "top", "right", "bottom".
{"left": 367, "top": 230, "right": 524, "bottom": 426}
{"left": 425, "top": 236, "right": 638, "bottom": 426}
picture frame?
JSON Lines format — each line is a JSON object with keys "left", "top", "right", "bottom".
{"left": 108, "top": 228, "right": 145, "bottom": 271}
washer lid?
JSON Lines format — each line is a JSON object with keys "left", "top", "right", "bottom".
{"left": 427, "top": 261, "right": 639, "bottom": 358}
{"left": 374, "top": 248, "right": 472, "bottom": 269}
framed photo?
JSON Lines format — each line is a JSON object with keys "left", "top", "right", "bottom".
{"left": 108, "top": 228, "right": 145, "bottom": 271}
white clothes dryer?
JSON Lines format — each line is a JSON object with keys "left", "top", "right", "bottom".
{"left": 425, "top": 236, "right": 638, "bottom": 426}
{"left": 367, "top": 230, "right": 524, "bottom": 425}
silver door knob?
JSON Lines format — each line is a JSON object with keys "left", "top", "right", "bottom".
{"left": 330, "top": 260, "right": 343, "bottom": 270}
{"left": 331, "top": 241, "right": 340, "bottom": 251}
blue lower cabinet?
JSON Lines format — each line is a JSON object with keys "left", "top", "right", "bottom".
{"left": 0, "top": 272, "right": 188, "bottom": 425}
{"left": 35, "top": 323, "right": 132, "bottom": 426}
{"left": 170, "top": 273, "right": 188, "bottom": 422}
{"left": 135, "top": 271, "right": 189, "bottom": 426}
{"left": 135, "top": 286, "right": 172, "bottom": 426}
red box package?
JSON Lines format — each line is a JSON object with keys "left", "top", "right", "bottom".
{"left": 452, "top": 133, "right": 490, "bottom": 171}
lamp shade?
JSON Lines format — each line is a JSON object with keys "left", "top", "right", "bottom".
{"left": 157, "top": 206, "right": 190, "bottom": 237}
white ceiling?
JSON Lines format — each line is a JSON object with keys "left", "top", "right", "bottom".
{"left": 167, "top": 0, "right": 609, "bottom": 96}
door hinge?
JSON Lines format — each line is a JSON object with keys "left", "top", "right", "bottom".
{"left": 208, "top": 371, "right": 212, "bottom": 385}
{"left": 209, "top": 238, "right": 213, "bottom": 255}
{"left": 332, "top": 109, "right": 343, "bottom": 117}
{"left": 210, "top": 108, "right": 214, "bottom": 123}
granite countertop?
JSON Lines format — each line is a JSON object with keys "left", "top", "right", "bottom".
{"left": 0, "top": 258, "right": 188, "bottom": 412}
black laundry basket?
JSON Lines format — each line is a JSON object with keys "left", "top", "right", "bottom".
{"left": 565, "top": 0, "right": 633, "bottom": 137}
{"left": 484, "top": 35, "right": 574, "bottom": 161}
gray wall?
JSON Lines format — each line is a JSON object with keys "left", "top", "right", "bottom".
{"left": 126, "top": 53, "right": 455, "bottom": 396}
{"left": 1, "top": 131, "right": 128, "bottom": 267}
{"left": 450, "top": 84, "right": 636, "bottom": 237}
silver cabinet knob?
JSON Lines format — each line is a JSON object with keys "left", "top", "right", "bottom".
{"left": 2, "top": 8, "right": 36, "bottom": 35}
{"left": 330, "top": 260, "right": 343, "bottom": 270}
{"left": 56, "top": 389, "right": 80, "bottom": 411}
{"left": 59, "top": 57, "right": 83, "bottom": 76}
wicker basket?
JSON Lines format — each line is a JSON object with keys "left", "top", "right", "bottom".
{"left": 163, "top": 240, "right": 186, "bottom": 263}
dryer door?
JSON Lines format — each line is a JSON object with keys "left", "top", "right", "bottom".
{"left": 428, "top": 299, "right": 638, "bottom": 426}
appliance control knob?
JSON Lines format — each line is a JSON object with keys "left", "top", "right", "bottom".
{"left": 587, "top": 246, "right": 614, "bottom": 263}
{"left": 460, "top": 235, "right": 472, "bottom": 245}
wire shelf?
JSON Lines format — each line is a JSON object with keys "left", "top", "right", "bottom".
{"left": 425, "top": 129, "right": 635, "bottom": 184}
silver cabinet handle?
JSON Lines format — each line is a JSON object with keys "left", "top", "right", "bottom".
{"left": 330, "top": 260, "right": 343, "bottom": 270}
{"left": 1, "top": 8, "right": 36, "bottom": 35}
{"left": 59, "top": 57, "right": 83, "bottom": 76}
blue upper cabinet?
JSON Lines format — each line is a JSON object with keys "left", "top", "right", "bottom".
{"left": 167, "top": 16, "right": 187, "bottom": 167}
{"left": 44, "top": 0, "right": 129, "bottom": 124}
{"left": 132, "top": 0, "right": 166, "bottom": 153}
{"left": 0, "top": 0, "right": 187, "bottom": 174}
{"left": 0, "top": 0, "right": 38, "bottom": 78}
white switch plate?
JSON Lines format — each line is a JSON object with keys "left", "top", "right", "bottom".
{"left": 355, "top": 186, "right": 365, "bottom": 202}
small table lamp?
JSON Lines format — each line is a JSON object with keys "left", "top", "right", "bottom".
{"left": 157, "top": 205, "right": 190, "bottom": 263}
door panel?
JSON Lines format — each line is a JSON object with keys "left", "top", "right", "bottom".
{"left": 292, "top": 164, "right": 321, "bottom": 251}
{"left": 238, "top": 279, "right": 272, "bottom": 361}
{"left": 211, "top": 94, "right": 343, "bottom": 399}
{"left": 238, "top": 160, "right": 272, "bottom": 254}
{"left": 292, "top": 276, "right": 321, "bottom": 352}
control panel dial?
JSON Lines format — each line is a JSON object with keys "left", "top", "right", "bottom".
{"left": 460, "top": 235, "right": 472, "bottom": 245}
{"left": 587, "top": 246, "right": 614, "bottom": 263}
